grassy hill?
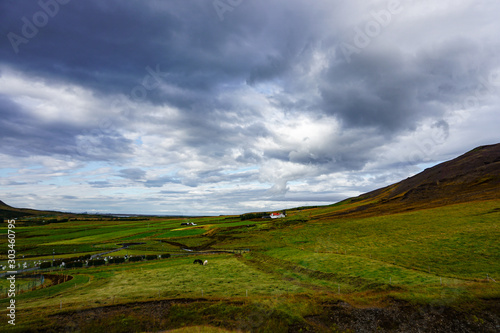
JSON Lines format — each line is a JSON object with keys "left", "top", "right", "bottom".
{"left": 0, "top": 199, "right": 60, "bottom": 220}
{"left": 1, "top": 144, "right": 499, "bottom": 332}
{"left": 315, "top": 143, "right": 500, "bottom": 219}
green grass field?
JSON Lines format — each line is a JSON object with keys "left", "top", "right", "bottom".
{"left": 1, "top": 200, "right": 499, "bottom": 331}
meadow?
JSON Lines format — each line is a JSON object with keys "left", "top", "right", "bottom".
{"left": 1, "top": 199, "right": 499, "bottom": 332}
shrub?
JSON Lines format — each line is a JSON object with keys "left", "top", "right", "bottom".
{"left": 89, "top": 259, "right": 105, "bottom": 266}
{"left": 129, "top": 256, "right": 143, "bottom": 262}
{"left": 160, "top": 253, "right": 171, "bottom": 259}
{"left": 240, "top": 212, "right": 269, "bottom": 221}
{"left": 53, "top": 260, "right": 63, "bottom": 267}
{"left": 146, "top": 255, "right": 158, "bottom": 260}
{"left": 66, "top": 261, "right": 83, "bottom": 268}
{"left": 40, "top": 262, "right": 52, "bottom": 269}
{"left": 109, "top": 257, "right": 125, "bottom": 264}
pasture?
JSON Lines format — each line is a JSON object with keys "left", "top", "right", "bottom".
{"left": 1, "top": 200, "right": 499, "bottom": 331}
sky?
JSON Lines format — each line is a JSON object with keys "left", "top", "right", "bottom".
{"left": 0, "top": 0, "right": 499, "bottom": 215}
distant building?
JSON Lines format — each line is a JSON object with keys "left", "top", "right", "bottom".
{"left": 270, "top": 212, "right": 286, "bottom": 219}
{"left": 181, "top": 222, "right": 197, "bottom": 226}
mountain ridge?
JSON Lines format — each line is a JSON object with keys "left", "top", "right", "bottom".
{"left": 0, "top": 199, "right": 61, "bottom": 219}
{"left": 321, "top": 143, "right": 500, "bottom": 219}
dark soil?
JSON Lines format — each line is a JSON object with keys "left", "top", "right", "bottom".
{"left": 36, "top": 297, "right": 500, "bottom": 332}
{"left": 301, "top": 299, "right": 500, "bottom": 332}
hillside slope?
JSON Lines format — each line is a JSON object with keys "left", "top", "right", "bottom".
{"left": 319, "top": 143, "right": 500, "bottom": 219}
{"left": 0, "top": 199, "right": 58, "bottom": 219}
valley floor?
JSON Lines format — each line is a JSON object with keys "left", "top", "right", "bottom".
{"left": 1, "top": 200, "right": 499, "bottom": 332}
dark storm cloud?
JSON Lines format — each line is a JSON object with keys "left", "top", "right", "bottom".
{"left": 0, "top": 94, "right": 133, "bottom": 161}
{"left": 317, "top": 38, "right": 499, "bottom": 133}
{"left": 321, "top": 49, "right": 422, "bottom": 131}
{"left": 1, "top": 0, "right": 274, "bottom": 99}
{"left": 0, "top": 94, "right": 77, "bottom": 157}
{"left": 2, "top": 0, "right": 184, "bottom": 94}
{"left": 1, "top": 0, "right": 304, "bottom": 168}
{"left": 2, "top": 1, "right": 497, "bottom": 118}
{"left": 1, "top": 0, "right": 332, "bottom": 114}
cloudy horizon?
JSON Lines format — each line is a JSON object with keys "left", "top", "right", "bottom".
{"left": 1, "top": 0, "right": 499, "bottom": 215}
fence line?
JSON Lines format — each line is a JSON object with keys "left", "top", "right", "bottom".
{"left": 0, "top": 248, "right": 251, "bottom": 278}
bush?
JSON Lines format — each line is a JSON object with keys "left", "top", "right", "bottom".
{"left": 40, "top": 262, "right": 52, "bottom": 269}
{"left": 66, "top": 261, "right": 83, "bottom": 268}
{"left": 129, "top": 256, "right": 143, "bottom": 262}
{"left": 109, "top": 257, "right": 125, "bottom": 264}
{"left": 145, "top": 255, "right": 158, "bottom": 260}
{"left": 88, "top": 259, "right": 105, "bottom": 266}
{"left": 53, "top": 260, "right": 63, "bottom": 267}
{"left": 160, "top": 253, "right": 171, "bottom": 259}
{"left": 240, "top": 212, "right": 269, "bottom": 221}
